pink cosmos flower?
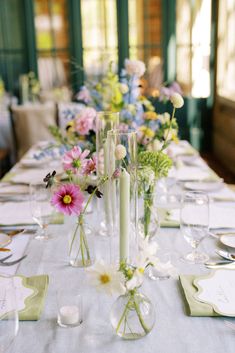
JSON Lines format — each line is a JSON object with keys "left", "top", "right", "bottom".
{"left": 75, "top": 107, "right": 96, "bottom": 135}
{"left": 62, "top": 146, "right": 90, "bottom": 174}
{"left": 83, "top": 157, "right": 97, "bottom": 175}
{"left": 51, "top": 184, "right": 84, "bottom": 216}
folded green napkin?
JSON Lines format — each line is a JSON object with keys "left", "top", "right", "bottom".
{"left": 160, "top": 219, "right": 180, "bottom": 228}
{"left": 19, "top": 275, "right": 49, "bottom": 321}
{"left": 179, "top": 275, "right": 220, "bottom": 317}
{"left": 158, "top": 208, "right": 180, "bottom": 228}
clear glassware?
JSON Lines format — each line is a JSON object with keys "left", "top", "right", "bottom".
{"left": 0, "top": 276, "right": 19, "bottom": 352}
{"left": 30, "top": 183, "right": 54, "bottom": 240}
{"left": 57, "top": 290, "right": 83, "bottom": 328}
{"left": 180, "top": 191, "right": 209, "bottom": 264}
{"left": 138, "top": 191, "right": 160, "bottom": 240}
{"left": 96, "top": 111, "right": 119, "bottom": 236}
{"left": 68, "top": 215, "right": 92, "bottom": 268}
{"left": 110, "top": 291, "right": 155, "bottom": 339}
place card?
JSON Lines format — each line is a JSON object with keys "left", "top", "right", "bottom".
{"left": 0, "top": 275, "right": 37, "bottom": 317}
{"left": 194, "top": 269, "right": 235, "bottom": 316}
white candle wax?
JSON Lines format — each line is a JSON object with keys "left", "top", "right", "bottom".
{"left": 119, "top": 168, "right": 130, "bottom": 261}
{"left": 59, "top": 305, "right": 79, "bottom": 325}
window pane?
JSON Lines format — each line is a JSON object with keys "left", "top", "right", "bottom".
{"left": 176, "top": 0, "right": 211, "bottom": 97}
{"left": 81, "top": 0, "right": 118, "bottom": 79}
{"left": 128, "top": 0, "right": 163, "bottom": 95}
{"left": 217, "top": 0, "right": 235, "bottom": 100}
{"left": 34, "top": 0, "right": 70, "bottom": 89}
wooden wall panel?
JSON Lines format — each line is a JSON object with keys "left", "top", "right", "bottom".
{"left": 213, "top": 98, "right": 235, "bottom": 175}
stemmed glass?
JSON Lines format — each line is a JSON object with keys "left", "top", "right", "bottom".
{"left": 0, "top": 276, "right": 19, "bottom": 353}
{"left": 30, "top": 183, "right": 53, "bottom": 240}
{"left": 180, "top": 191, "right": 209, "bottom": 264}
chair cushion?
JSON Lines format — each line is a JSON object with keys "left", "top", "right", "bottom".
{"left": 11, "top": 103, "right": 56, "bottom": 159}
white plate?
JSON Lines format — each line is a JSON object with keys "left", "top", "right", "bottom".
{"left": 20, "top": 158, "right": 48, "bottom": 168}
{"left": 184, "top": 181, "right": 223, "bottom": 192}
{"left": 194, "top": 269, "right": 235, "bottom": 316}
{"left": 0, "top": 233, "right": 11, "bottom": 247}
{"left": 220, "top": 234, "right": 235, "bottom": 248}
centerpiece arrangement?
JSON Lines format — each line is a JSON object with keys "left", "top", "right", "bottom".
{"left": 45, "top": 58, "right": 183, "bottom": 339}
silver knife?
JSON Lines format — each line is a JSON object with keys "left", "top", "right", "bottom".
{"left": 205, "top": 261, "right": 235, "bottom": 269}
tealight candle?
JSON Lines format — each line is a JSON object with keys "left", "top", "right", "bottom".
{"left": 57, "top": 291, "right": 83, "bottom": 328}
{"left": 59, "top": 305, "right": 80, "bottom": 326}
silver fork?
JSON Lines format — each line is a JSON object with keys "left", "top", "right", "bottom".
{"left": 0, "top": 254, "right": 13, "bottom": 262}
{"left": 0, "top": 255, "right": 27, "bottom": 266}
{"left": 224, "top": 320, "right": 235, "bottom": 331}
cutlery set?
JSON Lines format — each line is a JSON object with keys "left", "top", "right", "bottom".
{"left": 205, "top": 249, "right": 235, "bottom": 268}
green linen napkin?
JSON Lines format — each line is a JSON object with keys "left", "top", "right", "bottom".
{"left": 158, "top": 208, "right": 180, "bottom": 228}
{"left": 18, "top": 274, "right": 49, "bottom": 321}
{"left": 179, "top": 275, "right": 220, "bottom": 317}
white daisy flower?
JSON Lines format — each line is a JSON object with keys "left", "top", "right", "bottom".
{"left": 86, "top": 260, "right": 126, "bottom": 296}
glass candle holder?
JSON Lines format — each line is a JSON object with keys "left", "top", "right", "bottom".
{"left": 57, "top": 290, "right": 83, "bottom": 328}
{"left": 96, "top": 112, "right": 119, "bottom": 236}
{"left": 107, "top": 130, "right": 138, "bottom": 264}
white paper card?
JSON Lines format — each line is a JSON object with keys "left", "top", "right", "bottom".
{"left": 194, "top": 269, "right": 235, "bottom": 316}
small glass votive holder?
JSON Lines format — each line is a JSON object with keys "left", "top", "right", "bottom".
{"left": 57, "top": 291, "right": 83, "bottom": 328}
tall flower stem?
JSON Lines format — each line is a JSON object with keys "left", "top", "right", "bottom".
{"left": 143, "top": 186, "right": 154, "bottom": 237}
{"left": 161, "top": 106, "right": 176, "bottom": 151}
{"left": 69, "top": 176, "right": 108, "bottom": 267}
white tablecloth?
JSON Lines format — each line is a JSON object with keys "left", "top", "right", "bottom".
{"left": 2, "top": 141, "right": 235, "bottom": 353}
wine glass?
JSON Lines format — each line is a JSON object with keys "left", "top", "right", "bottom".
{"left": 180, "top": 191, "right": 209, "bottom": 264}
{"left": 0, "top": 276, "right": 19, "bottom": 353}
{"left": 30, "top": 183, "right": 53, "bottom": 240}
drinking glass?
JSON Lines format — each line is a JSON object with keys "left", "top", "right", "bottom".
{"left": 30, "top": 183, "right": 53, "bottom": 240}
{"left": 0, "top": 276, "right": 19, "bottom": 353}
{"left": 180, "top": 191, "right": 209, "bottom": 264}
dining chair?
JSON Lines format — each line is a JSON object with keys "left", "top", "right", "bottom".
{"left": 10, "top": 102, "right": 57, "bottom": 160}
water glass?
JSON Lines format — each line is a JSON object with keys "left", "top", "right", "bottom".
{"left": 180, "top": 191, "right": 209, "bottom": 264}
{"left": 0, "top": 276, "right": 19, "bottom": 353}
{"left": 30, "top": 183, "right": 53, "bottom": 240}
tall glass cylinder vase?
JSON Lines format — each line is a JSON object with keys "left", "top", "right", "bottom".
{"left": 96, "top": 112, "right": 119, "bottom": 236}
{"left": 107, "top": 130, "right": 138, "bottom": 264}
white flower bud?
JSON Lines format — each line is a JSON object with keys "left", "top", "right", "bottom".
{"left": 170, "top": 93, "right": 184, "bottom": 108}
{"left": 115, "top": 144, "right": 127, "bottom": 160}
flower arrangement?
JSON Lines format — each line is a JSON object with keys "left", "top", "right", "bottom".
{"left": 76, "top": 59, "right": 182, "bottom": 152}
{"left": 49, "top": 106, "right": 97, "bottom": 152}
{"left": 86, "top": 236, "right": 177, "bottom": 338}
{"left": 45, "top": 145, "right": 107, "bottom": 267}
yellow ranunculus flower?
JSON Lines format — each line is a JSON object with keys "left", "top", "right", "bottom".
{"left": 139, "top": 126, "right": 155, "bottom": 138}
{"left": 144, "top": 111, "right": 158, "bottom": 120}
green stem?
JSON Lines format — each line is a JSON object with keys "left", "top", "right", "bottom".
{"left": 161, "top": 106, "right": 175, "bottom": 151}
{"left": 133, "top": 297, "right": 150, "bottom": 334}
{"left": 144, "top": 186, "right": 154, "bottom": 237}
{"left": 116, "top": 297, "right": 131, "bottom": 334}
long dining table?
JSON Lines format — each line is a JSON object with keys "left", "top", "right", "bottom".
{"left": 1, "top": 140, "right": 235, "bottom": 353}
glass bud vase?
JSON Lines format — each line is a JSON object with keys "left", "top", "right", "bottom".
{"left": 96, "top": 111, "right": 119, "bottom": 236}
{"left": 138, "top": 190, "right": 160, "bottom": 240}
{"left": 68, "top": 215, "right": 92, "bottom": 267}
{"left": 110, "top": 290, "right": 156, "bottom": 339}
